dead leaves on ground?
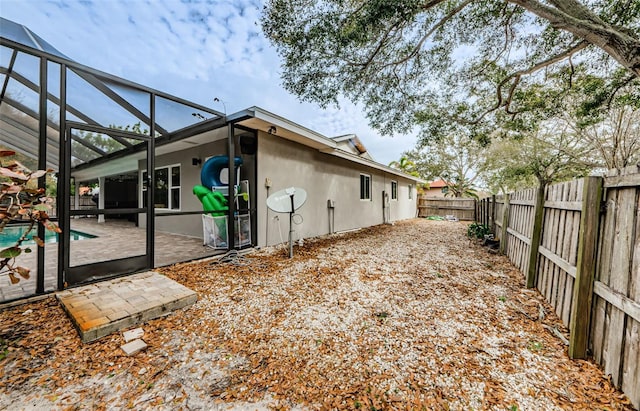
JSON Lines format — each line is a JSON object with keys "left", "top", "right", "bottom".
{"left": 0, "top": 220, "right": 634, "bottom": 410}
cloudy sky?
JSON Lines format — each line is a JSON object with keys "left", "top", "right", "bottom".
{"left": 1, "top": 0, "right": 418, "bottom": 165}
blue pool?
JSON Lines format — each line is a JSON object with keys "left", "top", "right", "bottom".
{"left": 0, "top": 225, "right": 96, "bottom": 248}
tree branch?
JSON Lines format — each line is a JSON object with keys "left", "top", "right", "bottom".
{"left": 509, "top": 0, "right": 640, "bottom": 76}
{"left": 382, "top": 0, "right": 474, "bottom": 69}
{"left": 469, "top": 41, "right": 589, "bottom": 123}
{"left": 606, "top": 75, "right": 636, "bottom": 109}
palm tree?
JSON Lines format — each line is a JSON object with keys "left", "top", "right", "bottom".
{"left": 389, "top": 156, "right": 419, "bottom": 177}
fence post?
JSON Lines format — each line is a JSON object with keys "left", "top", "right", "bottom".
{"left": 499, "top": 193, "right": 510, "bottom": 255}
{"left": 485, "top": 198, "right": 489, "bottom": 226}
{"left": 491, "top": 194, "right": 497, "bottom": 233}
{"left": 526, "top": 185, "right": 545, "bottom": 289}
{"left": 474, "top": 199, "right": 478, "bottom": 222}
{"left": 569, "top": 176, "right": 603, "bottom": 359}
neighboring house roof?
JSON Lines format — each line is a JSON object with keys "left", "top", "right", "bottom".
{"left": 429, "top": 179, "right": 448, "bottom": 188}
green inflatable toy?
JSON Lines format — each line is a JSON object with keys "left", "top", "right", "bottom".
{"left": 193, "top": 185, "right": 228, "bottom": 216}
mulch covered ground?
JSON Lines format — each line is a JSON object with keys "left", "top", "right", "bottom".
{"left": 0, "top": 219, "right": 634, "bottom": 410}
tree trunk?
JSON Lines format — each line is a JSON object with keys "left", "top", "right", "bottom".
{"left": 510, "top": 0, "right": 640, "bottom": 77}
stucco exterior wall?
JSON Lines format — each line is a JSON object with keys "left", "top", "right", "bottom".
{"left": 423, "top": 187, "right": 446, "bottom": 197}
{"left": 256, "top": 131, "right": 417, "bottom": 247}
{"left": 137, "top": 130, "right": 417, "bottom": 247}
{"left": 138, "top": 138, "right": 228, "bottom": 238}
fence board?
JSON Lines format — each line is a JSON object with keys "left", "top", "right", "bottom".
{"left": 543, "top": 200, "right": 583, "bottom": 211}
{"left": 536, "top": 180, "right": 582, "bottom": 322}
{"left": 556, "top": 182, "right": 570, "bottom": 315}
{"left": 418, "top": 197, "right": 476, "bottom": 220}
{"left": 562, "top": 181, "right": 579, "bottom": 325}
{"left": 621, "top": 198, "right": 640, "bottom": 407}
{"left": 592, "top": 184, "right": 618, "bottom": 364}
{"left": 476, "top": 167, "right": 638, "bottom": 408}
{"left": 602, "top": 187, "right": 635, "bottom": 387}
{"left": 604, "top": 172, "right": 640, "bottom": 188}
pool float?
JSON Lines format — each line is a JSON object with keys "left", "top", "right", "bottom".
{"left": 200, "top": 156, "right": 243, "bottom": 189}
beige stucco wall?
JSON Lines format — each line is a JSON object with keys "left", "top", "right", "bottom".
{"left": 424, "top": 187, "right": 446, "bottom": 197}
{"left": 256, "top": 131, "right": 418, "bottom": 247}
{"left": 138, "top": 130, "right": 418, "bottom": 246}
{"left": 138, "top": 138, "right": 228, "bottom": 238}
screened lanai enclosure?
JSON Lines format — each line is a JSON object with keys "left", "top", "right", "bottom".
{"left": 0, "top": 18, "right": 258, "bottom": 302}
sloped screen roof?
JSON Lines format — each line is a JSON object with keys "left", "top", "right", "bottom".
{"left": 0, "top": 17, "right": 68, "bottom": 59}
{"left": 0, "top": 17, "right": 224, "bottom": 174}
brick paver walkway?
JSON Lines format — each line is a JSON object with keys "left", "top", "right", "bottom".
{"left": 56, "top": 271, "right": 197, "bottom": 342}
{"left": 1, "top": 218, "right": 222, "bottom": 303}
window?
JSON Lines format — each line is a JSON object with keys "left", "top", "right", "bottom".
{"left": 391, "top": 181, "right": 398, "bottom": 200}
{"left": 408, "top": 184, "right": 413, "bottom": 199}
{"left": 360, "top": 174, "right": 371, "bottom": 200}
{"left": 142, "top": 164, "right": 181, "bottom": 210}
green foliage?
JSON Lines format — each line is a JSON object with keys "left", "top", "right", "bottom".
{"left": 528, "top": 340, "right": 544, "bottom": 352}
{"left": 388, "top": 156, "right": 419, "bottom": 177}
{"left": 405, "top": 134, "right": 483, "bottom": 197}
{"left": 262, "top": 0, "right": 640, "bottom": 144}
{"left": 467, "top": 222, "right": 491, "bottom": 239}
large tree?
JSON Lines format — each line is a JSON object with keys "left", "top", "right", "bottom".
{"left": 262, "top": 0, "right": 640, "bottom": 141}
{"left": 481, "top": 124, "right": 594, "bottom": 193}
{"left": 405, "top": 133, "right": 485, "bottom": 197}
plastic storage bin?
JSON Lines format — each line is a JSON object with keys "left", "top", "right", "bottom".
{"left": 202, "top": 214, "right": 251, "bottom": 249}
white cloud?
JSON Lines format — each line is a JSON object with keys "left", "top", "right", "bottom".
{"left": 1, "top": 0, "right": 416, "bottom": 164}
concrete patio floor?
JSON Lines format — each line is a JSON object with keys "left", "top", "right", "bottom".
{"left": 0, "top": 218, "right": 224, "bottom": 303}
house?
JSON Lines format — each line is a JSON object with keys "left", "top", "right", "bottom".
{"left": 0, "top": 18, "right": 422, "bottom": 299}
{"left": 126, "top": 107, "right": 423, "bottom": 247}
{"left": 423, "top": 179, "right": 449, "bottom": 197}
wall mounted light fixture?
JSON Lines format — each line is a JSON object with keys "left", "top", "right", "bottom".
{"left": 268, "top": 125, "right": 277, "bottom": 135}
{"left": 192, "top": 157, "right": 202, "bottom": 166}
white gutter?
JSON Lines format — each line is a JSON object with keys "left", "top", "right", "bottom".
{"left": 320, "top": 147, "right": 425, "bottom": 183}
{"left": 231, "top": 106, "right": 423, "bottom": 183}
{"left": 235, "top": 106, "right": 338, "bottom": 150}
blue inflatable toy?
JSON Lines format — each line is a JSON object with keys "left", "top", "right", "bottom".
{"left": 200, "top": 156, "right": 243, "bottom": 188}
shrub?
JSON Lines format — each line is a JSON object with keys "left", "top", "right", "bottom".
{"left": 467, "top": 222, "right": 491, "bottom": 239}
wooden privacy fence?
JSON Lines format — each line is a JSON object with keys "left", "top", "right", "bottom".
{"left": 70, "top": 196, "right": 96, "bottom": 210}
{"left": 476, "top": 166, "right": 640, "bottom": 409}
{"left": 418, "top": 196, "right": 475, "bottom": 220}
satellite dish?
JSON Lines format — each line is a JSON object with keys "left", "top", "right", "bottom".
{"left": 266, "top": 187, "right": 307, "bottom": 258}
{"left": 266, "top": 187, "right": 307, "bottom": 213}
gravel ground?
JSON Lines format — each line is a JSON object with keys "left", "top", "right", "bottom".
{"left": 0, "top": 219, "right": 634, "bottom": 410}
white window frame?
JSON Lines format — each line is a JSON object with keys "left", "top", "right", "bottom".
{"left": 391, "top": 180, "right": 398, "bottom": 200}
{"left": 141, "top": 163, "right": 181, "bottom": 211}
{"left": 408, "top": 184, "right": 413, "bottom": 200}
{"left": 360, "top": 173, "right": 371, "bottom": 201}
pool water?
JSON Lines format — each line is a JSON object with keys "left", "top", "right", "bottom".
{"left": 0, "top": 225, "right": 96, "bottom": 248}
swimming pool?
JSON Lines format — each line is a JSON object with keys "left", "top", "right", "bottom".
{"left": 0, "top": 225, "right": 96, "bottom": 248}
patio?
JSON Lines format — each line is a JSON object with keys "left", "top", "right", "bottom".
{"left": 0, "top": 218, "right": 223, "bottom": 303}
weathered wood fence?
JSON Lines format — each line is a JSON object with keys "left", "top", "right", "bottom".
{"left": 418, "top": 196, "right": 475, "bottom": 220}
{"left": 476, "top": 166, "right": 639, "bottom": 408}
{"left": 69, "top": 196, "right": 96, "bottom": 210}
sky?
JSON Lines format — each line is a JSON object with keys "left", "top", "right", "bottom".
{"left": 0, "top": 0, "right": 418, "bottom": 165}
